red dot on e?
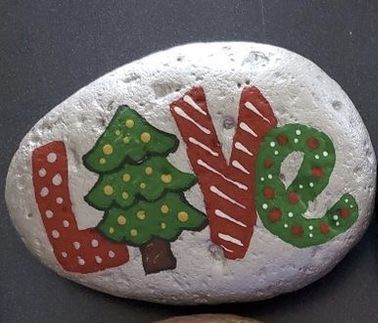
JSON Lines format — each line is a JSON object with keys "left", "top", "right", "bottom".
{"left": 291, "top": 225, "right": 304, "bottom": 236}
{"left": 264, "top": 159, "right": 273, "bottom": 169}
{"left": 312, "top": 167, "right": 324, "bottom": 177}
{"left": 263, "top": 187, "right": 275, "bottom": 199}
{"left": 277, "top": 135, "right": 288, "bottom": 145}
{"left": 339, "top": 207, "right": 350, "bottom": 219}
{"left": 288, "top": 192, "right": 300, "bottom": 204}
{"left": 307, "top": 138, "right": 319, "bottom": 149}
{"left": 268, "top": 208, "right": 282, "bottom": 223}
{"left": 320, "top": 223, "right": 330, "bottom": 234}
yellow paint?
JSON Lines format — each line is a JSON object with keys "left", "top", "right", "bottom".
{"left": 137, "top": 210, "right": 146, "bottom": 220}
{"left": 140, "top": 132, "right": 151, "bottom": 143}
{"left": 145, "top": 167, "right": 153, "bottom": 175}
{"left": 122, "top": 191, "right": 129, "bottom": 200}
{"left": 130, "top": 229, "right": 137, "bottom": 237}
{"left": 161, "top": 174, "right": 172, "bottom": 183}
{"left": 109, "top": 227, "right": 114, "bottom": 234}
{"left": 99, "top": 158, "right": 106, "bottom": 165}
{"left": 117, "top": 215, "right": 126, "bottom": 225}
{"left": 125, "top": 119, "right": 134, "bottom": 128}
{"left": 103, "top": 185, "right": 114, "bottom": 195}
{"left": 102, "top": 144, "right": 113, "bottom": 155}
{"left": 161, "top": 222, "right": 167, "bottom": 229}
{"left": 161, "top": 205, "right": 169, "bottom": 214}
{"left": 178, "top": 211, "right": 189, "bottom": 222}
{"left": 123, "top": 136, "right": 130, "bottom": 144}
{"left": 122, "top": 173, "right": 131, "bottom": 182}
{"left": 140, "top": 182, "right": 146, "bottom": 189}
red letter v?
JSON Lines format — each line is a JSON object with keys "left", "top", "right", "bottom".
{"left": 170, "top": 86, "right": 277, "bottom": 259}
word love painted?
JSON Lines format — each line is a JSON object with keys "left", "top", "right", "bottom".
{"left": 31, "top": 85, "right": 359, "bottom": 274}
{"left": 171, "top": 86, "right": 358, "bottom": 259}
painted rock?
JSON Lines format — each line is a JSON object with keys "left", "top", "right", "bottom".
{"left": 6, "top": 42, "right": 376, "bottom": 304}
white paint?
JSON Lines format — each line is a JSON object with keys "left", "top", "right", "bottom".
{"left": 234, "top": 141, "right": 253, "bottom": 156}
{"left": 215, "top": 209, "right": 247, "bottom": 227}
{"left": 51, "top": 230, "right": 60, "bottom": 239}
{"left": 38, "top": 168, "right": 47, "bottom": 177}
{"left": 189, "top": 137, "right": 219, "bottom": 157}
{"left": 45, "top": 210, "right": 54, "bottom": 219}
{"left": 220, "top": 245, "right": 234, "bottom": 253}
{"left": 78, "top": 257, "right": 85, "bottom": 266}
{"left": 173, "top": 106, "right": 211, "bottom": 134}
{"left": 183, "top": 95, "right": 207, "bottom": 115}
{"left": 218, "top": 233, "right": 244, "bottom": 246}
{"left": 231, "top": 160, "right": 250, "bottom": 175}
{"left": 245, "top": 101, "right": 271, "bottom": 123}
{"left": 5, "top": 42, "right": 376, "bottom": 305}
{"left": 209, "top": 185, "right": 246, "bottom": 209}
{"left": 240, "top": 122, "right": 257, "bottom": 137}
{"left": 73, "top": 241, "right": 81, "bottom": 250}
{"left": 47, "top": 152, "right": 57, "bottom": 163}
{"left": 52, "top": 173, "right": 63, "bottom": 186}
{"left": 40, "top": 187, "right": 49, "bottom": 197}
{"left": 197, "top": 159, "right": 247, "bottom": 190}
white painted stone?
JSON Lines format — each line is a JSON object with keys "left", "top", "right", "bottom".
{"left": 5, "top": 42, "right": 376, "bottom": 304}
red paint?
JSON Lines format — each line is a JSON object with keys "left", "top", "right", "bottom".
{"left": 339, "top": 207, "right": 350, "bottom": 219}
{"left": 277, "top": 135, "right": 288, "bottom": 145}
{"left": 32, "top": 141, "right": 129, "bottom": 273}
{"left": 288, "top": 192, "right": 300, "bottom": 204}
{"left": 170, "top": 86, "right": 277, "bottom": 259}
{"left": 291, "top": 224, "right": 304, "bottom": 236}
{"left": 264, "top": 159, "right": 273, "bottom": 169}
{"left": 320, "top": 223, "right": 330, "bottom": 234}
{"left": 268, "top": 208, "right": 282, "bottom": 223}
{"left": 307, "top": 138, "right": 319, "bottom": 149}
{"left": 312, "top": 167, "right": 324, "bottom": 177}
{"left": 263, "top": 187, "right": 275, "bottom": 199}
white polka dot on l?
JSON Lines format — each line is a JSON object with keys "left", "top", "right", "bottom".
{"left": 56, "top": 197, "right": 64, "bottom": 204}
{"left": 61, "top": 251, "right": 68, "bottom": 258}
{"left": 91, "top": 239, "right": 99, "bottom": 247}
{"left": 95, "top": 256, "right": 103, "bottom": 264}
{"left": 47, "top": 152, "right": 57, "bottom": 163}
{"left": 62, "top": 220, "right": 69, "bottom": 228}
{"left": 45, "top": 210, "right": 54, "bottom": 219}
{"left": 77, "top": 257, "right": 85, "bottom": 266}
{"left": 108, "top": 250, "right": 115, "bottom": 258}
{"left": 52, "top": 230, "right": 60, "bottom": 239}
{"left": 73, "top": 241, "right": 81, "bottom": 250}
{"left": 38, "top": 168, "right": 47, "bottom": 177}
{"left": 40, "top": 187, "right": 49, "bottom": 197}
{"left": 52, "top": 173, "right": 63, "bottom": 186}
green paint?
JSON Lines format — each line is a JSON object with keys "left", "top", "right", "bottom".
{"left": 83, "top": 106, "right": 178, "bottom": 173}
{"left": 85, "top": 156, "right": 197, "bottom": 209}
{"left": 83, "top": 106, "right": 206, "bottom": 246}
{"left": 255, "top": 124, "right": 358, "bottom": 247}
{"left": 97, "top": 192, "right": 206, "bottom": 247}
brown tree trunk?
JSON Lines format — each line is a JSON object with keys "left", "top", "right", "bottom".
{"left": 140, "top": 238, "right": 177, "bottom": 275}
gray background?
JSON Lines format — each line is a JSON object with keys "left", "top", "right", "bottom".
{"left": 1, "top": 1, "right": 377, "bottom": 322}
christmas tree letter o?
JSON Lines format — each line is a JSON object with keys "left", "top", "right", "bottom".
{"left": 83, "top": 106, "right": 207, "bottom": 274}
